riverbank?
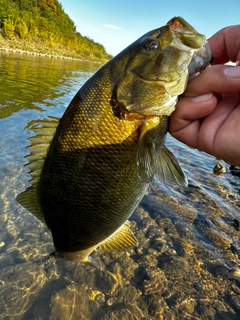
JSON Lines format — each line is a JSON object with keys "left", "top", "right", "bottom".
{"left": 0, "top": 34, "right": 109, "bottom": 63}
{"left": 0, "top": 47, "right": 98, "bottom": 62}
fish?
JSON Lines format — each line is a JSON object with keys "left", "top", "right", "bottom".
{"left": 17, "top": 17, "right": 212, "bottom": 264}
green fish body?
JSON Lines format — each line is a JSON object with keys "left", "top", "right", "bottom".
{"left": 17, "top": 17, "right": 212, "bottom": 263}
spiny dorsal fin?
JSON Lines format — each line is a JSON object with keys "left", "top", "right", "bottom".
{"left": 98, "top": 221, "right": 138, "bottom": 252}
{"left": 25, "top": 116, "right": 59, "bottom": 186}
{"left": 155, "top": 145, "right": 188, "bottom": 186}
{"left": 16, "top": 116, "right": 59, "bottom": 222}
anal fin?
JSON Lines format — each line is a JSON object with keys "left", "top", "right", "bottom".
{"left": 98, "top": 221, "right": 138, "bottom": 252}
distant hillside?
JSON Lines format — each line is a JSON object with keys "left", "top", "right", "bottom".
{"left": 0, "top": 0, "right": 112, "bottom": 61}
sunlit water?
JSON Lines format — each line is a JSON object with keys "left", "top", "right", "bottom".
{"left": 1, "top": 51, "right": 240, "bottom": 320}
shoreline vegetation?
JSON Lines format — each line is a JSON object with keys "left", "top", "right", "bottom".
{"left": 0, "top": 46, "right": 100, "bottom": 62}
{"left": 0, "top": 0, "right": 113, "bottom": 63}
{"left": 0, "top": 46, "right": 87, "bottom": 61}
{"left": 0, "top": 36, "right": 102, "bottom": 62}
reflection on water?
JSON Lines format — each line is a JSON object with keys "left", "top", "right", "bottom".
{"left": 0, "top": 52, "right": 100, "bottom": 119}
{"left": 1, "top": 51, "right": 240, "bottom": 319}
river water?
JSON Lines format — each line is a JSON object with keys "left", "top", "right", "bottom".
{"left": 1, "top": 51, "right": 240, "bottom": 320}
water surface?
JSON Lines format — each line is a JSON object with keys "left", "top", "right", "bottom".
{"left": 1, "top": 51, "right": 240, "bottom": 320}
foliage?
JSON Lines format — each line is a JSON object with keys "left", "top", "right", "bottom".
{"left": 0, "top": 0, "right": 112, "bottom": 61}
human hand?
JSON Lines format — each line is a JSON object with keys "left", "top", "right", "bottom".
{"left": 169, "top": 25, "right": 240, "bottom": 166}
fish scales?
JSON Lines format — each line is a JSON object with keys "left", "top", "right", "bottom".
{"left": 40, "top": 101, "right": 148, "bottom": 251}
{"left": 17, "top": 17, "right": 212, "bottom": 263}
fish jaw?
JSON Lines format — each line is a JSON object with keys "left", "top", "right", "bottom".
{"left": 167, "top": 17, "right": 212, "bottom": 75}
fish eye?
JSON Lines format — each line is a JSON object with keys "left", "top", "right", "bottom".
{"left": 142, "top": 39, "right": 159, "bottom": 51}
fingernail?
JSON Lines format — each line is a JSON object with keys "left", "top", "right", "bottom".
{"left": 191, "top": 93, "right": 212, "bottom": 103}
{"left": 224, "top": 66, "right": 240, "bottom": 77}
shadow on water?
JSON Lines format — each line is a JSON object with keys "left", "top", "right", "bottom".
{"left": 1, "top": 51, "right": 240, "bottom": 319}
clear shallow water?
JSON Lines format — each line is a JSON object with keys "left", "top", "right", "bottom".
{"left": 1, "top": 51, "right": 240, "bottom": 320}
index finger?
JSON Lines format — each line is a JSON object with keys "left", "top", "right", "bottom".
{"left": 184, "top": 64, "right": 240, "bottom": 97}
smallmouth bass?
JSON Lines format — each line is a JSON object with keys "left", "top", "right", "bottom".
{"left": 17, "top": 17, "right": 212, "bottom": 264}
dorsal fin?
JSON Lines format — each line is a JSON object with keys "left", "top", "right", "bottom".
{"left": 98, "top": 221, "right": 138, "bottom": 252}
{"left": 16, "top": 116, "right": 59, "bottom": 222}
{"left": 25, "top": 116, "right": 59, "bottom": 186}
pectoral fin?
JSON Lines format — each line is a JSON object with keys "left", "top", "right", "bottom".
{"left": 155, "top": 145, "right": 188, "bottom": 186}
{"left": 98, "top": 221, "right": 138, "bottom": 252}
{"left": 136, "top": 118, "right": 163, "bottom": 183}
{"left": 136, "top": 132, "right": 156, "bottom": 183}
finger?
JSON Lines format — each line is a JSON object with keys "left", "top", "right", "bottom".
{"left": 184, "top": 65, "right": 240, "bottom": 97}
{"left": 208, "top": 25, "right": 240, "bottom": 64}
{"left": 169, "top": 94, "right": 217, "bottom": 148}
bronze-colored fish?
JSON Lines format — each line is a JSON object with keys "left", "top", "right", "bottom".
{"left": 17, "top": 17, "right": 212, "bottom": 264}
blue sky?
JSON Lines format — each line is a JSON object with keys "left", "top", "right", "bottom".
{"left": 60, "top": 0, "right": 240, "bottom": 56}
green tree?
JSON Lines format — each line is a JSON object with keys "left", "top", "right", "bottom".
{"left": 0, "top": 0, "right": 112, "bottom": 61}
